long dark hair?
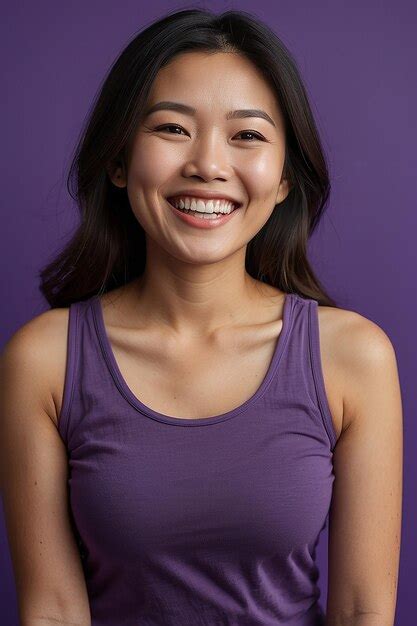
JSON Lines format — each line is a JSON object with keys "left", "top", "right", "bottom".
{"left": 39, "top": 8, "right": 338, "bottom": 308}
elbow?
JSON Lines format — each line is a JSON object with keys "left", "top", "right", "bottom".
{"left": 21, "top": 615, "right": 91, "bottom": 626}
{"left": 325, "top": 608, "right": 394, "bottom": 626}
{"left": 18, "top": 592, "right": 91, "bottom": 626}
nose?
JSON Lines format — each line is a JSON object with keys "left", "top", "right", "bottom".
{"left": 181, "top": 133, "right": 232, "bottom": 181}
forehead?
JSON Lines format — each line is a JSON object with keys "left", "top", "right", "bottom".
{"left": 147, "top": 51, "right": 283, "bottom": 125}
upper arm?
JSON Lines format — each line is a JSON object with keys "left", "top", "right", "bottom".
{"left": 326, "top": 312, "right": 403, "bottom": 625}
{"left": 0, "top": 311, "right": 91, "bottom": 625}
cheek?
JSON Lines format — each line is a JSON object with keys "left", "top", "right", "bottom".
{"left": 125, "top": 152, "right": 168, "bottom": 230}
{"left": 128, "top": 152, "right": 165, "bottom": 191}
{"left": 128, "top": 133, "right": 180, "bottom": 191}
{"left": 239, "top": 148, "right": 284, "bottom": 194}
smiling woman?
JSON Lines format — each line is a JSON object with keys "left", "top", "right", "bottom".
{"left": 1, "top": 6, "right": 402, "bottom": 626}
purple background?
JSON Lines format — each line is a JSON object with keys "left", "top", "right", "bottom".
{"left": 1, "top": 1, "right": 415, "bottom": 624}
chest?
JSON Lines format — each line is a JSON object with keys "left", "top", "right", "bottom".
{"left": 52, "top": 308, "right": 343, "bottom": 442}
{"left": 103, "top": 320, "right": 287, "bottom": 419}
{"left": 69, "top": 411, "right": 335, "bottom": 564}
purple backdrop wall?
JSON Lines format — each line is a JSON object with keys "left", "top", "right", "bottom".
{"left": 1, "top": 1, "right": 415, "bottom": 625}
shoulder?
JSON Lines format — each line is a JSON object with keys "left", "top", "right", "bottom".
{"left": 1, "top": 308, "right": 68, "bottom": 362}
{"left": 1, "top": 308, "right": 70, "bottom": 425}
{"left": 317, "top": 303, "right": 398, "bottom": 429}
{"left": 317, "top": 303, "right": 396, "bottom": 372}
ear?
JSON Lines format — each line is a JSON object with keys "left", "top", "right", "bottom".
{"left": 275, "top": 177, "right": 292, "bottom": 204}
{"left": 106, "top": 159, "right": 127, "bottom": 188}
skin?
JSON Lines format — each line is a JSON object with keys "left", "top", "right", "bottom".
{"left": 107, "top": 50, "right": 291, "bottom": 338}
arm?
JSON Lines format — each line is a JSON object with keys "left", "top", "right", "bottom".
{"left": 325, "top": 312, "right": 403, "bottom": 626}
{"left": 0, "top": 312, "right": 91, "bottom": 626}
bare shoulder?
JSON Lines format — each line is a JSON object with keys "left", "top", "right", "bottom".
{"left": 1, "top": 307, "right": 70, "bottom": 427}
{"left": 317, "top": 303, "right": 398, "bottom": 431}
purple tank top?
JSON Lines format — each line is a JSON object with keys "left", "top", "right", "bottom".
{"left": 58, "top": 291, "right": 337, "bottom": 626}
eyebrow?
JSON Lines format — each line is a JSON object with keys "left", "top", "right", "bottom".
{"left": 143, "top": 101, "right": 277, "bottom": 128}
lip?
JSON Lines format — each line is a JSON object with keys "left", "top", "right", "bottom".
{"left": 165, "top": 197, "right": 241, "bottom": 229}
{"left": 166, "top": 189, "right": 242, "bottom": 208}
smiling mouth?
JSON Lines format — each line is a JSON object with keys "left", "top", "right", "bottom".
{"left": 166, "top": 198, "right": 241, "bottom": 215}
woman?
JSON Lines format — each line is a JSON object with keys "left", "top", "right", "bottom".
{"left": 0, "top": 8, "right": 403, "bottom": 626}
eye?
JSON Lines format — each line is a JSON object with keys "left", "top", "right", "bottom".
{"left": 155, "top": 124, "right": 187, "bottom": 135}
{"left": 235, "top": 130, "right": 265, "bottom": 142}
{"left": 154, "top": 125, "right": 265, "bottom": 141}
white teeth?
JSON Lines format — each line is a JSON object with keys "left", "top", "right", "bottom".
{"left": 172, "top": 197, "right": 236, "bottom": 214}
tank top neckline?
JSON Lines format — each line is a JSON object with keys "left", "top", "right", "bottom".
{"left": 90, "top": 291, "right": 297, "bottom": 426}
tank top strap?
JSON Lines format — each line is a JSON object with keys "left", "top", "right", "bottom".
{"left": 272, "top": 293, "right": 337, "bottom": 452}
{"left": 58, "top": 295, "right": 110, "bottom": 448}
{"left": 307, "top": 298, "right": 338, "bottom": 451}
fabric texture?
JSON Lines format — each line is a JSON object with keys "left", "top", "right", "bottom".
{"left": 58, "top": 291, "right": 337, "bottom": 625}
